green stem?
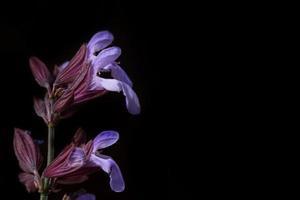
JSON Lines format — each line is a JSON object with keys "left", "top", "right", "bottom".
{"left": 47, "top": 125, "right": 55, "bottom": 165}
{"left": 39, "top": 124, "right": 55, "bottom": 200}
{"left": 40, "top": 193, "right": 48, "bottom": 200}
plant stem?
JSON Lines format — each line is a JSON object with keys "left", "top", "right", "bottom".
{"left": 40, "top": 124, "right": 55, "bottom": 200}
{"left": 40, "top": 193, "right": 48, "bottom": 200}
{"left": 47, "top": 124, "right": 55, "bottom": 165}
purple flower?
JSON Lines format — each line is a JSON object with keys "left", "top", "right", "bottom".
{"left": 87, "top": 31, "right": 140, "bottom": 114}
{"left": 43, "top": 129, "right": 125, "bottom": 192}
{"left": 55, "top": 31, "right": 140, "bottom": 115}
{"left": 31, "top": 31, "right": 140, "bottom": 125}
{"left": 13, "top": 128, "right": 42, "bottom": 192}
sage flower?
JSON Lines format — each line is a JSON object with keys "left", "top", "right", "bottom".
{"left": 43, "top": 128, "right": 125, "bottom": 192}
{"left": 54, "top": 31, "right": 140, "bottom": 115}
{"left": 30, "top": 31, "right": 140, "bottom": 125}
{"left": 87, "top": 31, "right": 140, "bottom": 114}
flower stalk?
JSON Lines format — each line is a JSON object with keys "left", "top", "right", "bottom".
{"left": 40, "top": 98, "right": 55, "bottom": 200}
{"left": 40, "top": 193, "right": 48, "bottom": 200}
{"left": 40, "top": 125, "right": 55, "bottom": 200}
{"left": 47, "top": 124, "right": 55, "bottom": 165}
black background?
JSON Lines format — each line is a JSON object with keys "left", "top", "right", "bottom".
{"left": 0, "top": 1, "right": 279, "bottom": 199}
{"left": 0, "top": 0, "right": 175, "bottom": 199}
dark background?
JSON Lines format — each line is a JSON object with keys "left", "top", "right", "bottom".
{"left": 0, "top": 1, "right": 276, "bottom": 199}
{"left": 0, "top": 0, "right": 174, "bottom": 199}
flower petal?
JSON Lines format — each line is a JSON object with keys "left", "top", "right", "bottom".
{"left": 103, "top": 63, "right": 133, "bottom": 87}
{"left": 69, "top": 148, "right": 85, "bottom": 168}
{"left": 13, "top": 128, "right": 41, "bottom": 173}
{"left": 91, "top": 78, "right": 140, "bottom": 115}
{"left": 29, "top": 57, "right": 52, "bottom": 88}
{"left": 76, "top": 193, "right": 96, "bottom": 200}
{"left": 87, "top": 31, "right": 114, "bottom": 55}
{"left": 90, "top": 154, "right": 125, "bottom": 192}
{"left": 93, "top": 131, "right": 119, "bottom": 152}
{"left": 92, "top": 47, "right": 121, "bottom": 71}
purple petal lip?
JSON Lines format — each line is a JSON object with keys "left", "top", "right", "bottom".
{"left": 91, "top": 46, "right": 121, "bottom": 70}
{"left": 90, "top": 154, "right": 125, "bottom": 192}
{"left": 105, "top": 63, "right": 133, "bottom": 87}
{"left": 87, "top": 31, "right": 114, "bottom": 55}
{"left": 91, "top": 78, "right": 140, "bottom": 114}
{"left": 93, "top": 130, "right": 119, "bottom": 151}
{"left": 43, "top": 129, "right": 125, "bottom": 192}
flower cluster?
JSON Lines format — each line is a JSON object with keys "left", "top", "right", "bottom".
{"left": 14, "top": 128, "right": 124, "bottom": 193}
{"left": 13, "top": 31, "right": 140, "bottom": 199}
{"left": 30, "top": 31, "right": 140, "bottom": 125}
